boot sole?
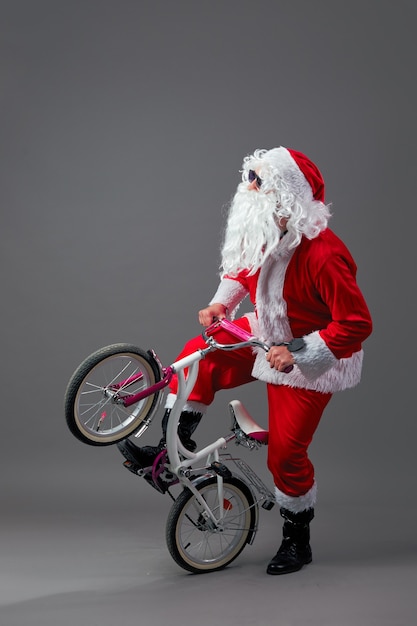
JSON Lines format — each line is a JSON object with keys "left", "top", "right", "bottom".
{"left": 266, "top": 556, "right": 312, "bottom": 576}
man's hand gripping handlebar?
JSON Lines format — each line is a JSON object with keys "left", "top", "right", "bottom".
{"left": 203, "top": 318, "right": 294, "bottom": 373}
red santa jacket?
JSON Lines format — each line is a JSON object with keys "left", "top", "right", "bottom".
{"left": 210, "top": 228, "right": 373, "bottom": 392}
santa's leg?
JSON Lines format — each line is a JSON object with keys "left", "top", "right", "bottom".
{"left": 266, "top": 384, "right": 332, "bottom": 574}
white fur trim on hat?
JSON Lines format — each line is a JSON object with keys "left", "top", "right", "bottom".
{"left": 257, "top": 147, "right": 313, "bottom": 201}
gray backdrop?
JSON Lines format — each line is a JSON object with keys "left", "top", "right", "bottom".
{"left": 1, "top": 1, "right": 416, "bottom": 625}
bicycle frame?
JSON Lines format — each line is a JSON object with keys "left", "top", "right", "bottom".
{"left": 113, "top": 319, "right": 275, "bottom": 527}
{"left": 65, "top": 318, "right": 279, "bottom": 571}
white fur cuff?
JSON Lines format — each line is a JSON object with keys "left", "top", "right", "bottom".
{"left": 274, "top": 482, "right": 317, "bottom": 513}
{"left": 209, "top": 278, "right": 248, "bottom": 319}
{"left": 294, "top": 331, "right": 337, "bottom": 381}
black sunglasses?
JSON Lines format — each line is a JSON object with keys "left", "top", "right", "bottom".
{"left": 248, "top": 169, "right": 262, "bottom": 188}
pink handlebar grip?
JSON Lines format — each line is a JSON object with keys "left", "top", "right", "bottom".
{"left": 206, "top": 319, "right": 294, "bottom": 374}
{"left": 214, "top": 318, "right": 255, "bottom": 342}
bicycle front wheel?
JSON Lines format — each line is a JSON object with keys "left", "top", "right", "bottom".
{"left": 166, "top": 476, "right": 257, "bottom": 573}
{"left": 64, "top": 344, "right": 161, "bottom": 446}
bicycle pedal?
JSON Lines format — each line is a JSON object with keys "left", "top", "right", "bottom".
{"left": 209, "top": 461, "right": 232, "bottom": 479}
{"left": 262, "top": 500, "right": 275, "bottom": 511}
{"left": 122, "top": 460, "right": 143, "bottom": 476}
{"left": 143, "top": 471, "right": 175, "bottom": 494}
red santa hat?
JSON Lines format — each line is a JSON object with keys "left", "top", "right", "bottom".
{"left": 286, "top": 148, "right": 325, "bottom": 202}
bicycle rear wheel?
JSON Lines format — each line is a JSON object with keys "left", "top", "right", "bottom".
{"left": 166, "top": 475, "right": 257, "bottom": 573}
{"left": 64, "top": 344, "right": 161, "bottom": 446}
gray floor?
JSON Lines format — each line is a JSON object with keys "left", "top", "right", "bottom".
{"left": 2, "top": 455, "right": 416, "bottom": 626}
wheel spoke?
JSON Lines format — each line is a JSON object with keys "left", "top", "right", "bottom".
{"left": 166, "top": 477, "right": 256, "bottom": 573}
{"left": 65, "top": 345, "right": 161, "bottom": 445}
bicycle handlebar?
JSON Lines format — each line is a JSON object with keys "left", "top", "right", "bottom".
{"left": 203, "top": 318, "right": 294, "bottom": 373}
{"left": 203, "top": 319, "right": 270, "bottom": 352}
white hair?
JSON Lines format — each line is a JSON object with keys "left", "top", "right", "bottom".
{"left": 220, "top": 147, "right": 332, "bottom": 277}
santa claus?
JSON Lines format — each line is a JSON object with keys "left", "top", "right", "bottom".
{"left": 118, "top": 146, "right": 373, "bottom": 575}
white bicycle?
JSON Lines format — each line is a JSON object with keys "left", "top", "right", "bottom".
{"left": 64, "top": 319, "right": 279, "bottom": 573}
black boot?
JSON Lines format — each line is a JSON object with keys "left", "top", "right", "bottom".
{"left": 117, "top": 409, "right": 202, "bottom": 471}
{"left": 266, "top": 507, "right": 314, "bottom": 575}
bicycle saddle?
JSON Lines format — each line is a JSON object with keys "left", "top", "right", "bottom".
{"left": 229, "top": 400, "right": 269, "bottom": 444}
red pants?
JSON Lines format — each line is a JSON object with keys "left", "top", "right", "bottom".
{"left": 169, "top": 318, "right": 332, "bottom": 498}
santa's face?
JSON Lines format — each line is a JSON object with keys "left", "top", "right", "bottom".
{"left": 247, "top": 168, "right": 263, "bottom": 191}
{"left": 248, "top": 170, "right": 289, "bottom": 230}
{"left": 220, "top": 174, "right": 288, "bottom": 277}
{"left": 219, "top": 149, "right": 330, "bottom": 278}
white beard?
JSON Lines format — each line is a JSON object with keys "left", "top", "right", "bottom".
{"left": 220, "top": 183, "right": 285, "bottom": 277}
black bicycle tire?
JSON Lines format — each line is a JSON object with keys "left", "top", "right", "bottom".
{"left": 64, "top": 343, "right": 161, "bottom": 446}
{"left": 165, "top": 475, "right": 256, "bottom": 574}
